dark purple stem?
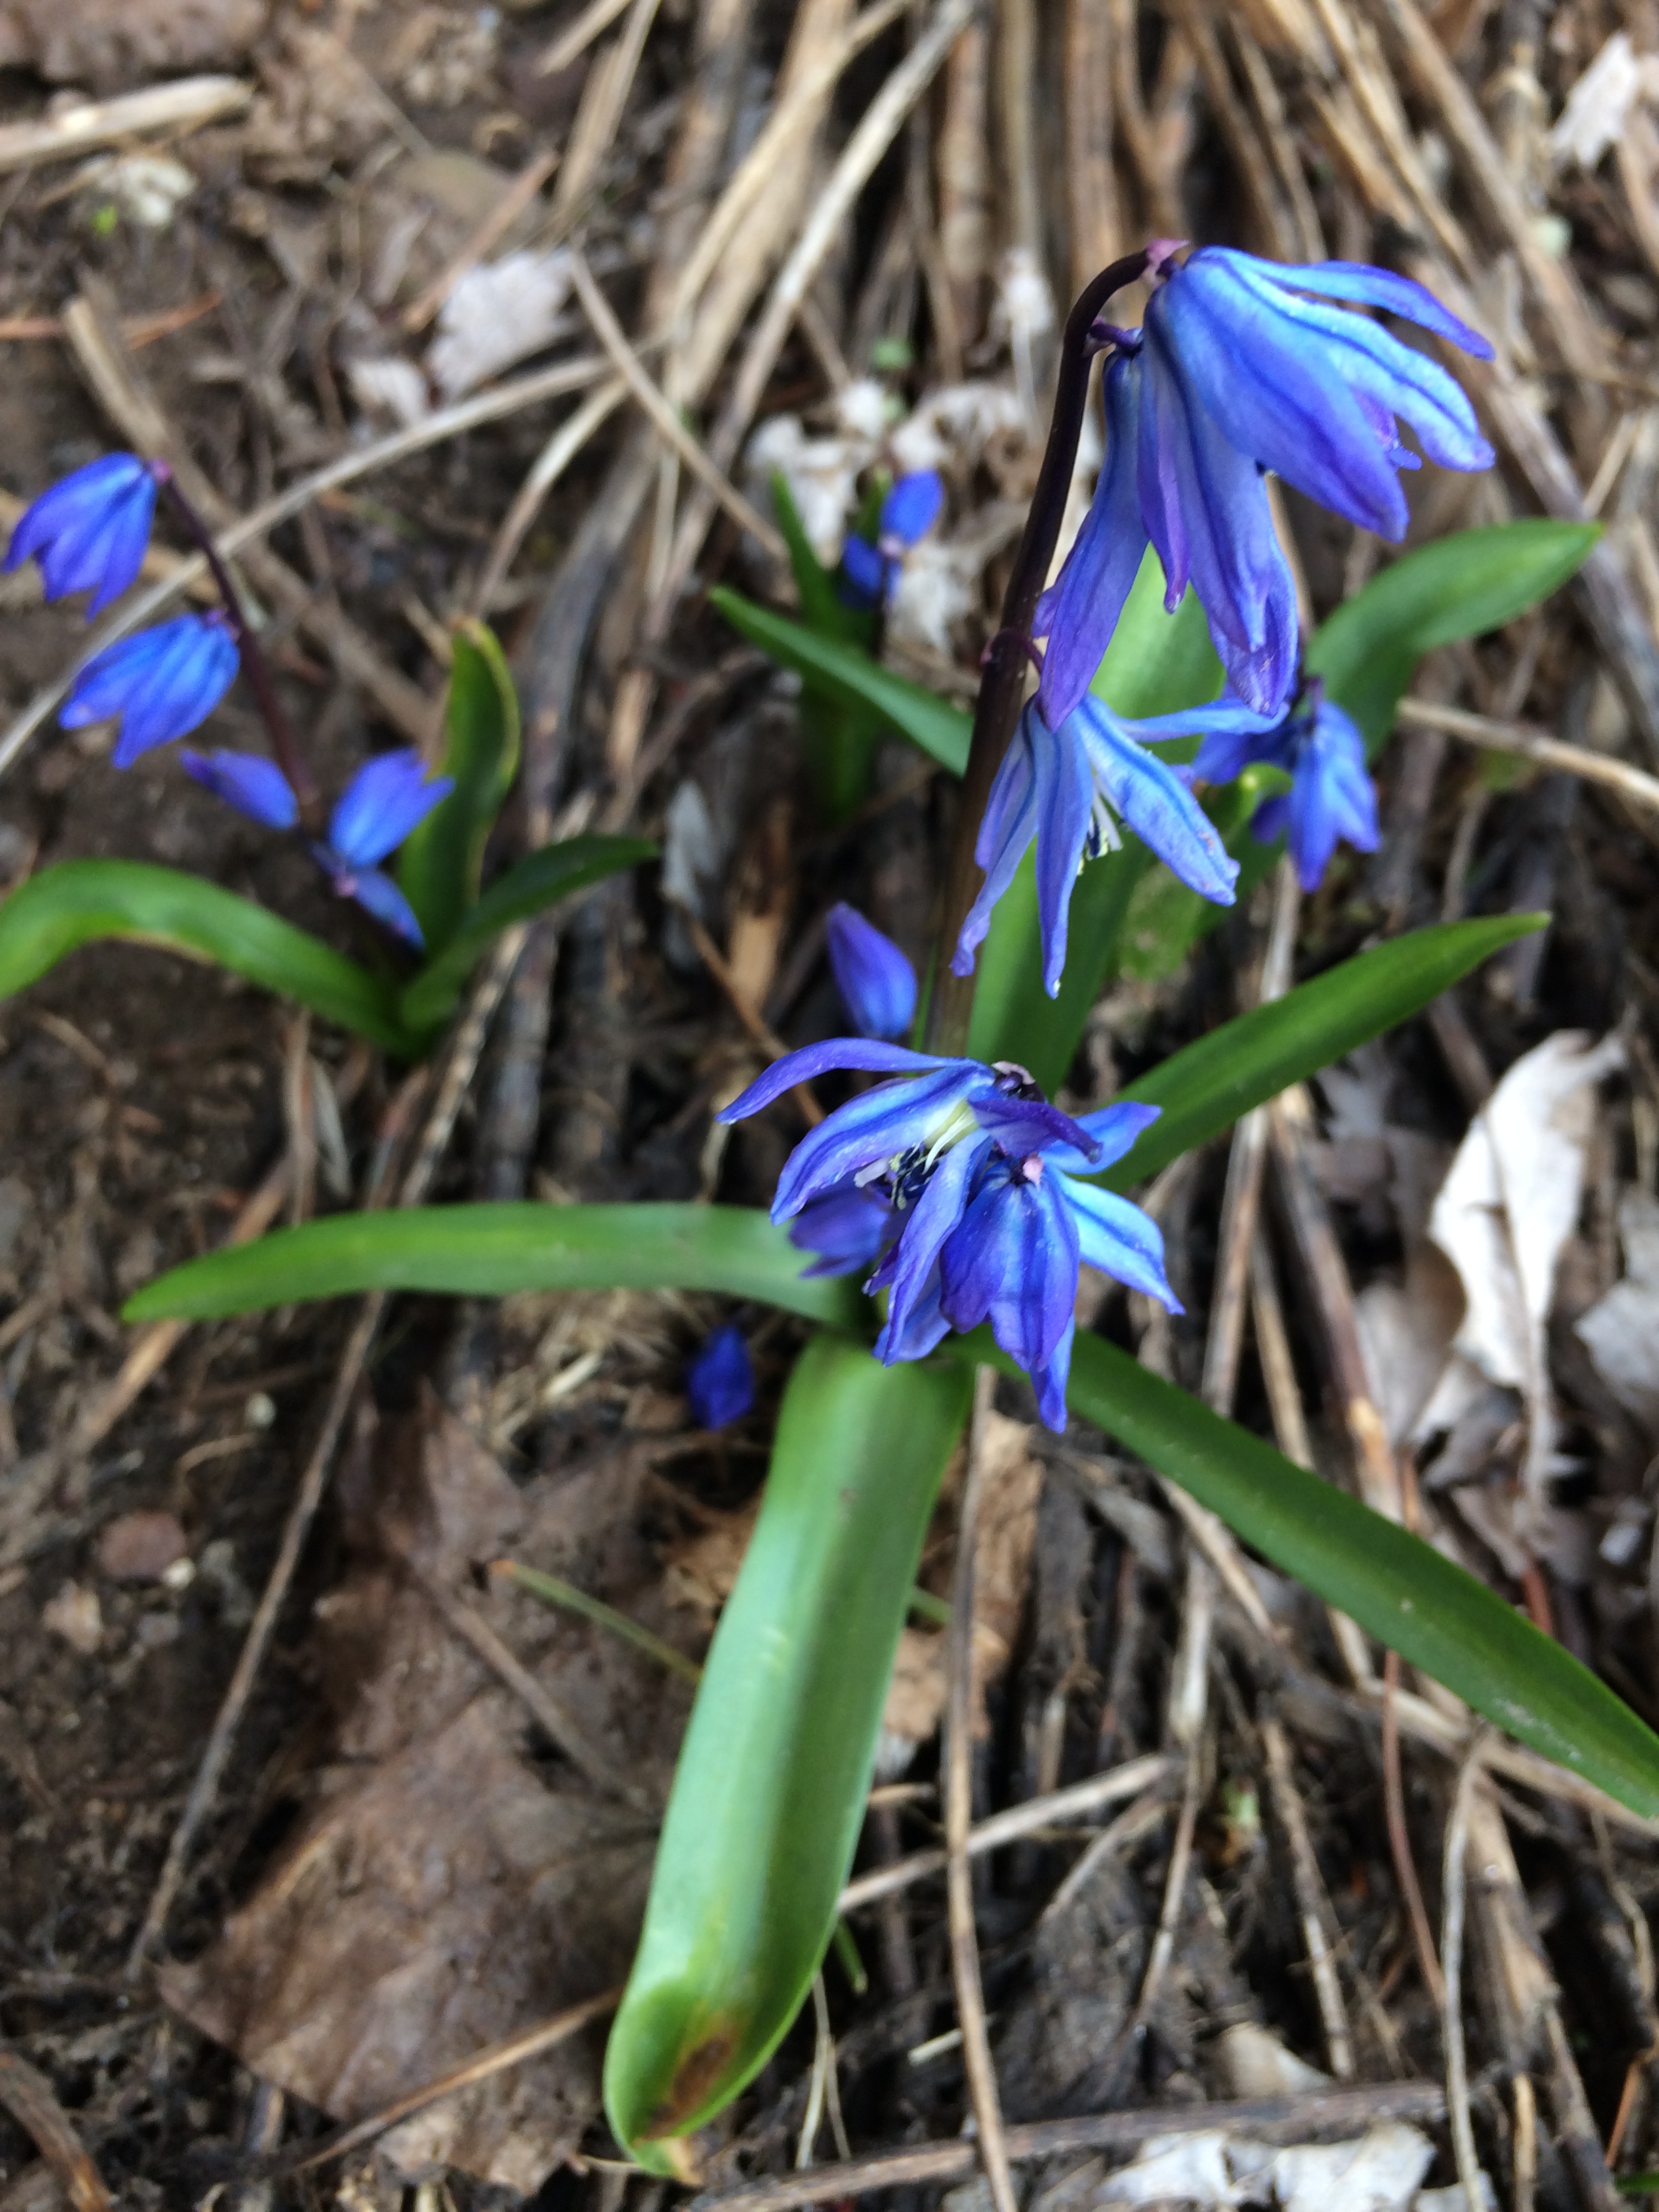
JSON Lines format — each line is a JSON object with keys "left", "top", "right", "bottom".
{"left": 924, "top": 249, "right": 1150, "bottom": 1055}
{"left": 155, "top": 471, "right": 326, "bottom": 837}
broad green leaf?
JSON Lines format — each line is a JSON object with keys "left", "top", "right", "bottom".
{"left": 710, "top": 588, "right": 970, "bottom": 773}
{"left": 1049, "top": 1332, "right": 1659, "bottom": 1821}
{"left": 400, "top": 833, "right": 653, "bottom": 1035}
{"left": 605, "top": 1336, "right": 970, "bottom": 2171}
{"left": 397, "top": 622, "right": 523, "bottom": 953}
{"left": 122, "top": 1202, "right": 859, "bottom": 1326}
{"left": 0, "top": 859, "right": 415, "bottom": 1057}
{"left": 1308, "top": 518, "right": 1599, "bottom": 755}
{"left": 969, "top": 554, "right": 1220, "bottom": 1080}
{"left": 1100, "top": 914, "right": 1544, "bottom": 1190}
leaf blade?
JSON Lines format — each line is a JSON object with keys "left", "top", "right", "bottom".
{"left": 396, "top": 622, "right": 523, "bottom": 952}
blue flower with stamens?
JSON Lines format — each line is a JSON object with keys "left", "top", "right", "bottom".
{"left": 61, "top": 611, "right": 239, "bottom": 766}
{"left": 1038, "top": 247, "right": 1494, "bottom": 726}
{"left": 5, "top": 453, "right": 160, "bottom": 615}
{"left": 954, "top": 690, "right": 1254, "bottom": 996}
{"left": 1191, "top": 678, "right": 1380, "bottom": 891}
{"left": 825, "top": 902, "right": 918, "bottom": 1040}
{"left": 720, "top": 1046, "right": 1176, "bottom": 1430}
{"left": 686, "top": 1323, "right": 755, "bottom": 1429}
{"left": 840, "top": 470, "right": 945, "bottom": 608}
{"left": 312, "top": 751, "right": 453, "bottom": 947}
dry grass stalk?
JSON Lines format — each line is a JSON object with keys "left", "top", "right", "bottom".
{"left": 1063, "top": 0, "right": 1122, "bottom": 295}
{"left": 937, "top": 22, "right": 991, "bottom": 344}
{"left": 549, "top": 0, "right": 665, "bottom": 226}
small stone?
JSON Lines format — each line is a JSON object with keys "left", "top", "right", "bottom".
{"left": 96, "top": 1509, "right": 188, "bottom": 1583}
{"left": 42, "top": 1580, "right": 102, "bottom": 1654}
{"left": 244, "top": 1391, "right": 277, "bottom": 1430}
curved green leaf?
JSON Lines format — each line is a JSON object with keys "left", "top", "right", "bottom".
{"left": 1049, "top": 1331, "right": 1659, "bottom": 1820}
{"left": 398, "top": 621, "right": 522, "bottom": 952}
{"left": 122, "top": 1202, "right": 858, "bottom": 1326}
{"left": 710, "top": 587, "right": 971, "bottom": 773}
{"left": 0, "top": 859, "right": 415, "bottom": 1056}
{"left": 605, "top": 1335, "right": 970, "bottom": 2170}
{"left": 1101, "top": 914, "right": 1545, "bottom": 1190}
{"left": 400, "top": 834, "right": 654, "bottom": 1034}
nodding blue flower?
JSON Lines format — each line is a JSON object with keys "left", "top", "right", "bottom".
{"left": 686, "top": 1322, "right": 755, "bottom": 1429}
{"left": 1191, "top": 678, "right": 1380, "bottom": 892}
{"left": 840, "top": 470, "right": 945, "bottom": 608}
{"left": 720, "top": 1045, "right": 1177, "bottom": 1431}
{"left": 1038, "top": 248, "right": 1494, "bottom": 726}
{"left": 311, "top": 750, "right": 453, "bottom": 948}
{"left": 825, "top": 903, "right": 918, "bottom": 1040}
{"left": 954, "top": 691, "right": 1250, "bottom": 997}
{"left": 181, "top": 748, "right": 300, "bottom": 830}
{"left": 5, "top": 453, "right": 161, "bottom": 616}
{"left": 61, "top": 611, "right": 239, "bottom": 767}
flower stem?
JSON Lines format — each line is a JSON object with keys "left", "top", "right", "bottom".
{"left": 155, "top": 472, "right": 326, "bottom": 836}
{"left": 924, "top": 249, "right": 1149, "bottom": 1056}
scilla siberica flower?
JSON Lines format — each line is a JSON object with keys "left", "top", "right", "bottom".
{"left": 825, "top": 901, "right": 918, "bottom": 1040}
{"left": 686, "top": 1323, "right": 755, "bottom": 1429}
{"left": 62, "top": 612, "right": 239, "bottom": 767}
{"left": 1189, "top": 678, "right": 1378, "bottom": 893}
{"left": 720, "top": 1042, "right": 1178, "bottom": 1430}
{"left": 954, "top": 690, "right": 1256, "bottom": 996}
{"left": 1038, "top": 247, "right": 1494, "bottom": 727}
{"left": 182, "top": 745, "right": 453, "bottom": 947}
{"left": 840, "top": 471, "right": 945, "bottom": 609}
{"left": 5, "top": 453, "right": 160, "bottom": 615}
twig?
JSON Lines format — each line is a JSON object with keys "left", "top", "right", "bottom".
{"left": 1397, "top": 696, "right": 1659, "bottom": 816}
{"left": 0, "top": 2050, "right": 111, "bottom": 2212}
{"left": 1441, "top": 1734, "right": 1492, "bottom": 2212}
{"left": 838, "top": 1753, "right": 1178, "bottom": 1910}
{"left": 568, "top": 251, "right": 787, "bottom": 561}
{"left": 399, "top": 146, "right": 561, "bottom": 334}
{"left": 944, "top": 1366, "right": 1018, "bottom": 2212}
{"left": 682, "top": 2084, "right": 1452, "bottom": 2212}
{"left": 548, "top": 0, "right": 663, "bottom": 226}
{"left": 470, "top": 378, "right": 628, "bottom": 616}
{"left": 1261, "top": 1716, "right": 1355, "bottom": 2078}
{"left": 0, "top": 292, "right": 220, "bottom": 348}
{"left": 277, "top": 1988, "right": 621, "bottom": 2175}
{"left": 0, "top": 75, "right": 249, "bottom": 172}
{"left": 1383, "top": 1647, "right": 1446, "bottom": 2007}
{"left": 676, "top": 904, "right": 825, "bottom": 1126}
{"left": 128, "top": 935, "right": 528, "bottom": 1967}
{"left": 537, "top": 0, "right": 636, "bottom": 73}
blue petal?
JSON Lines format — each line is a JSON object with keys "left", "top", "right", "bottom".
{"left": 329, "top": 750, "right": 453, "bottom": 868}
{"left": 181, "top": 748, "right": 299, "bottom": 829}
{"left": 686, "top": 1323, "right": 754, "bottom": 1428}
{"left": 881, "top": 470, "right": 944, "bottom": 545}
{"left": 5, "top": 455, "right": 158, "bottom": 615}
{"left": 1059, "top": 1174, "right": 1182, "bottom": 1309}
{"left": 1047, "top": 1098, "right": 1162, "bottom": 1174}
{"left": 876, "top": 1135, "right": 987, "bottom": 1355}
{"left": 789, "top": 1181, "right": 896, "bottom": 1277}
{"left": 939, "top": 1165, "right": 1081, "bottom": 1374}
{"left": 1037, "top": 350, "right": 1150, "bottom": 729}
{"left": 1029, "top": 707, "right": 1097, "bottom": 998}
{"left": 1218, "top": 251, "right": 1494, "bottom": 358}
{"left": 975, "top": 1089, "right": 1103, "bottom": 1162}
{"left": 873, "top": 1265, "right": 952, "bottom": 1363}
{"left": 825, "top": 903, "right": 918, "bottom": 1040}
{"left": 839, "top": 534, "right": 888, "bottom": 608}
{"left": 337, "top": 864, "right": 428, "bottom": 947}
{"left": 1251, "top": 791, "right": 1292, "bottom": 845}
{"left": 1030, "top": 1320, "right": 1076, "bottom": 1433}
{"left": 62, "top": 614, "right": 239, "bottom": 765}
{"left": 719, "top": 1039, "right": 962, "bottom": 1123}
{"left": 954, "top": 718, "right": 1039, "bottom": 979}
{"left": 769, "top": 1063, "right": 987, "bottom": 1221}
{"left": 1078, "top": 701, "right": 1240, "bottom": 904}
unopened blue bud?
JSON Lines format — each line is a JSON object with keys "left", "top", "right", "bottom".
{"left": 5, "top": 453, "right": 160, "bottom": 615}
{"left": 687, "top": 1323, "right": 754, "bottom": 1429}
{"left": 62, "top": 611, "right": 239, "bottom": 766}
{"left": 825, "top": 903, "right": 917, "bottom": 1040}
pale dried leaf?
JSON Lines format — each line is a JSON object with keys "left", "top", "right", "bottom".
{"left": 1271, "top": 2123, "right": 1433, "bottom": 2212}
{"left": 1574, "top": 1190, "right": 1659, "bottom": 1439}
{"left": 426, "top": 249, "right": 575, "bottom": 401}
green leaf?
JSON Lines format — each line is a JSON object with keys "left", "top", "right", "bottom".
{"left": 0, "top": 859, "right": 415, "bottom": 1057}
{"left": 122, "top": 1202, "right": 859, "bottom": 1326}
{"left": 970, "top": 552, "right": 1219, "bottom": 1081}
{"left": 710, "top": 588, "right": 970, "bottom": 773}
{"left": 1099, "top": 914, "right": 1545, "bottom": 1191}
{"left": 770, "top": 472, "right": 850, "bottom": 639}
{"left": 400, "top": 834, "right": 653, "bottom": 1035}
{"left": 1052, "top": 1332, "right": 1659, "bottom": 1821}
{"left": 1308, "top": 518, "right": 1599, "bottom": 756}
{"left": 397, "top": 622, "right": 523, "bottom": 954}
{"left": 605, "top": 1335, "right": 970, "bottom": 2170}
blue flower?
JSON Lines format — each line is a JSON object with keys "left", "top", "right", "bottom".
{"left": 686, "top": 1322, "right": 755, "bottom": 1428}
{"left": 5, "top": 453, "right": 160, "bottom": 615}
{"left": 311, "top": 750, "right": 453, "bottom": 948}
{"left": 1191, "top": 678, "right": 1380, "bottom": 891}
{"left": 181, "top": 748, "right": 300, "bottom": 829}
{"left": 1038, "top": 249, "right": 1493, "bottom": 726}
{"left": 840, "top": 470, "right": 945, "bottom": 608}
{"left": 720, "top": 1045, "right": 1177, "bottom": 1430}
{"left": 825, "top": 903, "right": 918, "bottom": 1040}
{"left": 954, "top": 691, "right": 1250, "bottom": 996}
{"left": 60, "top": 612, "right": 239, "bottom": 766}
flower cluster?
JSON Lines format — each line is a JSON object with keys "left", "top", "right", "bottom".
{"left": 7, "top": 454, "right": 453, "bottom": 947}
